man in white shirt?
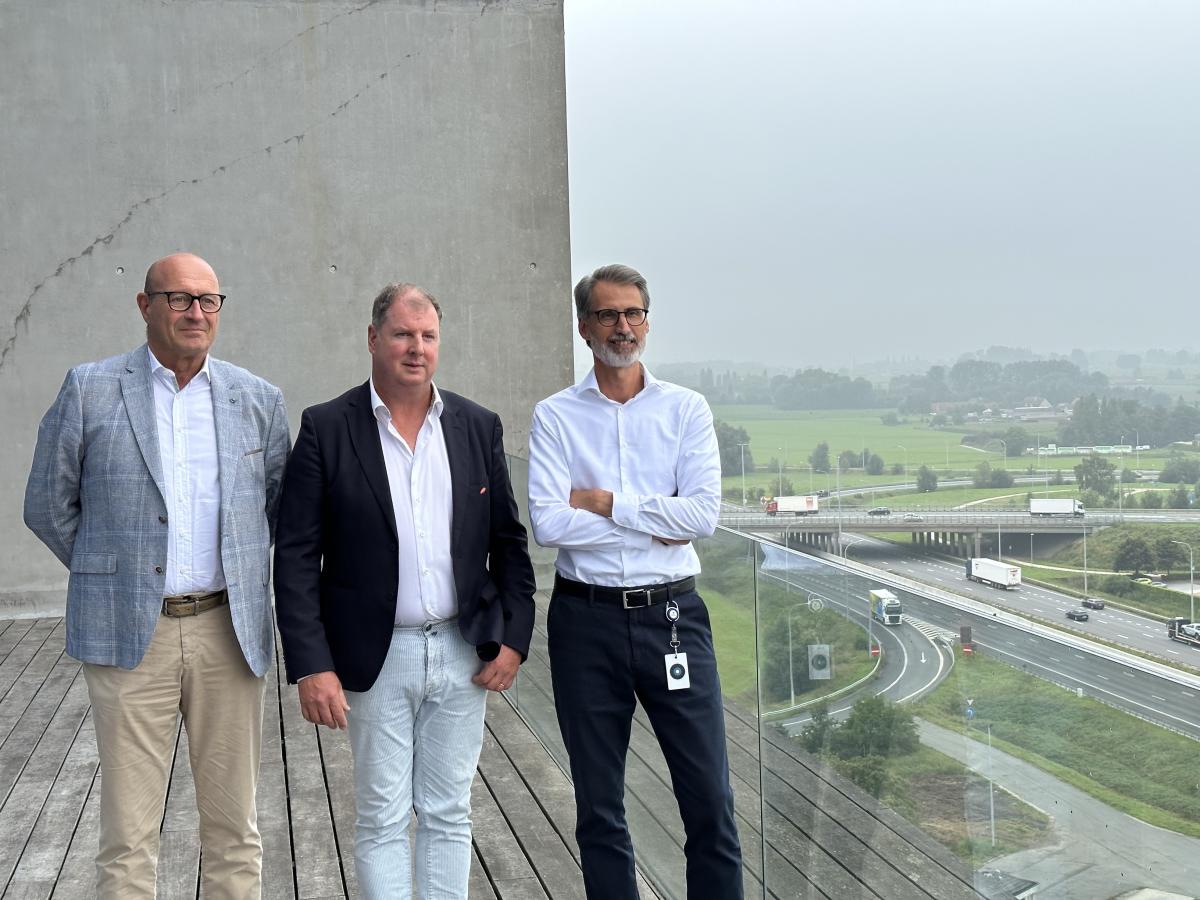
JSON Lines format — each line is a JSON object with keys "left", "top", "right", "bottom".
{"left": 24, "top": 252, "right": 290, "bottom": 898}
{"left": 528, "top": 264, "right": 744, "bottom": 899}
{"left": 273, "top": 283, "right": 536, "bottom": 899}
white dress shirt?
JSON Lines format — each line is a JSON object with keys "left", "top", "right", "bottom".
{"left": 149, "top": 348, "right": 224, "bottom": 596}
{"left": 370, "top": 379, "right": 457, "bottom": 625}
{"left": 528, "top": 366, "right": 722, "bottom": 586}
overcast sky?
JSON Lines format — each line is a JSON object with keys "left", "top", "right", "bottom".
{"left": 564, "top": 0, "right": 1200, "bottom": 372}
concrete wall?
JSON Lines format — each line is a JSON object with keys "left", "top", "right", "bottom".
{"left": 0, "top": 0, "right": 573, "bottom": 613}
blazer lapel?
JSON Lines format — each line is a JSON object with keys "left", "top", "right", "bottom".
{"left": 120, "top": 346, "right": 166, "bottom": 503}
{"left": 347, "top": 383, "right": 399, "bottom": 541}
{"left": 209, "top": 360, "right": 243, "bottom": 512}
{"left": 440, "top": 395, "right": 469, "bottom": 550}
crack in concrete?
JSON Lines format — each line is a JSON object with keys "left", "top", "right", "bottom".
{"left": 171, "top": 0, "right": 389, "bottom": 114}
{"left": 1, "top": 22, "right": 461, "bottom": 374}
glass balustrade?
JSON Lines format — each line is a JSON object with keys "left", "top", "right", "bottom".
{"left": 507, "top": 454, "right": 1200, "bottom": 899}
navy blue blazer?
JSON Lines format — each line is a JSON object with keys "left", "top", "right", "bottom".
{"left": 273, "top": 382, "right": 536, "bottom": 693}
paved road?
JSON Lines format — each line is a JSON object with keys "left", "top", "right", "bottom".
{"left": 920, "top": 719, "right": 1198, "bottom": 900}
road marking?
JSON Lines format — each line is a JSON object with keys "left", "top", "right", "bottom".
{"left": 1117, "top": 634, "right": 1131, "bottom": 640}
{"left": 1153, "top": 695, "right": 1167, "bottom": 702}
{"left": 1074, "top": 654, "right": 1086, "bottom": 660}
{"left": 1124, "top": 671, "right": 1137, "bottom": 678}
{"left": 1048, "top": 657, "right": 1061, "bottom": 663}
{"left": 1096, "top": 674, "right": 1110, "bottom": 680}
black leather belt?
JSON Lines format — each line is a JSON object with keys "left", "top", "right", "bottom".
{"left": 162, "top": 589, "right": 228, "bottom": 618}
{"left": 554, "top": 574, "right": 696, "bottom": 609}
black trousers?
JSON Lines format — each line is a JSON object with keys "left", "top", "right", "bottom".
{"left": 547, "top": 585, "right": 744, "bottom": 900}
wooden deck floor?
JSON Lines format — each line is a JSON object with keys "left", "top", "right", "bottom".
{"left": 0, "top": 614, "right": 654, "bottom": 900}
{"left": 2, "top": 600, "right": 987, "bottom": 899}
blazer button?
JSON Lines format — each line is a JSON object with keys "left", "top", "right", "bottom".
{"left": 154, "top": 566, "right": 163, "bottom": 574}
{"left": 158, "top": 515, "right": 168, "bottom": 524}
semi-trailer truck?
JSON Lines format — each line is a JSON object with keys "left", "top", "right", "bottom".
{"left": 869, "top": 588, "right": 903, "bottom": 625}
{"left": 966, "top": 558, "right": 1022, "bottom": 589}
{"left": 1167, "top": 617, "right": 1200, "bottom": 647}
{"left": 1030, "top": 498, "right": 1085, "bottom": 517}
{"left": 763, "top": 495, "right": 820, "bottom": 516}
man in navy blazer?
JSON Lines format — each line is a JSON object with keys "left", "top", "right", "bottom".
{"left": 274, "top": 281, "right": 535, "bottom": 899}
{"left": 24, "top": 252, "right": 290, "bottom": 899}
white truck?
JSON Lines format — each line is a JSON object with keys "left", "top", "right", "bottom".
{"left": 869, "top": 588, "right": 903, "bottom": 625}
{"left": 1167, "top": 618, "right": 1200, "bottom": 648}
{"left": 1030, "top": 498, "right": 1084, "bottom": 517}
{"left": 966, "top": 558, "right": 1022, "bottom": 589}
{"left": 763, "top": 495, "right": 820, "bottom": 516}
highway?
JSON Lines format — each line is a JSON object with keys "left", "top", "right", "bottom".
{"left": 756, "top": 540, "right": 1200, "bottom": 742}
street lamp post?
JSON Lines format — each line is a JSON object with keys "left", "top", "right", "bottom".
{"left": 737, "top": 442, "right": 749, "bottom": 507}
{"left": 1083, "top": 525, "right": 1088, "bottom": 596}
{"left": 1172, "top": 541, "right": 1196, "bottom": 623}
{"left": 776, "top": 447, "right": 785, "bottom": 497}
{"left": 997, "top": 438, "right": 1007, "bottom": 472}
{"left": 897, "top": 445, "right": 908, "bottom": 480}
{"left": 785, "top": 596, "right": 815, "bottom": 708}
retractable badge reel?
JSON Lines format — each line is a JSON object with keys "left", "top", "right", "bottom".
{"left": 664, "top": 600, "right": 690, "bottom": 690}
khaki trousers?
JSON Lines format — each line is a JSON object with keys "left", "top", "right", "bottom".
{"left": 83, "top": 603, "right": 265, "bottom": 900}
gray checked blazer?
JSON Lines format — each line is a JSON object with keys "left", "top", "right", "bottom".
{"left": 23, "top": 345, "right": 290, "bottom": 676}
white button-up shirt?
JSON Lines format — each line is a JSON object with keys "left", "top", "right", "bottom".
{"left": 528, "top": 366, "right": 722, "bottom": 586}
{"left": 370, "top": 379, "right": 457, "bottom": 625}
{"left": 149, "top": 348, "right": 224, "bottom": 596}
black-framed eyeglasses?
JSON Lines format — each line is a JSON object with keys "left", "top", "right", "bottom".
{"left": 148, "top": 291, "right": 226, "bottom": 313}
{"left": 590, "top": 307, "right": 648, "bottom": 327}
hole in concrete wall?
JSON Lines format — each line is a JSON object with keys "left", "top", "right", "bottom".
{"left": 115, "top": 266, "right": 125, "bottom": 275}
{"left": 528, "top": 262, "right": 537, "bottom": 270}
{"left": 329, "top": 264, "right": 337, "bottom": 273}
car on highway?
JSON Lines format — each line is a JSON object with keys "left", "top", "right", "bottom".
{"left": 816, "top": 489, "right": 831, "bottom": 498}
{"left": 902, "top": 513, "right": 924, "bottom": 522}
{"left": 1065, "top": 608, "right": 1089, "bottom": 621}
{"left": 1151, "top": 581, "right": 1168, "bottom": 588}
{"left": 1133, "top": 577, "right": 1153, "bottom": 585}
{"left": 867, "top": 506, "right": 892, "bottom": 516}
{"left": 1082, "top": 598, "right": 1106, "bottom": 609}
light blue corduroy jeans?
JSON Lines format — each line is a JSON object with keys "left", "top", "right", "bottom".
{"left": 345, "top": 620, "right": 487, "bottom": 900}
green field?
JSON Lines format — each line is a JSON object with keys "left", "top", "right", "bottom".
{"left": 714, "top": 404, "right": 1188, "bottom": 501}
{"left": 917, "top": 653, "right": 1200, "bottom": 837}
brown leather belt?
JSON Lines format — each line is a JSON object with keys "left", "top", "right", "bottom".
{"left": 554, "top": 574, "right": 696, "bottom": 609}
{"left": 161, "top": 589, "right": 228, "bottom": 618}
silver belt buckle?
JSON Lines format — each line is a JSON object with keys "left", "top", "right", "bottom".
{"left": 622, "top": 588, "right": 653, "bottom": 609}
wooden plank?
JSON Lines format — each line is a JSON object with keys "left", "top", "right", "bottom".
{"left": 0, "top": 620, "right": 59, "bottom": 703}
{"left": 260, "top": 656, "right": 298, "bottom": 900}
{"left": 469, "top": 761, "right": 548, "bottom": 899}
{"left": 4, "top": 705, "right": 99, "bottom": 894}
{"left": 51, "top": 753, "right": 102, "bottom": 897}
{"left": 469, "top": 847, "right": 500, "bottom": 899}
{"left": 0, "top": 622, "right": 65, "bottom": 748}
{"left": 477, "top": 703, "right": 583, "bottom": 899}
{"left": 0, "top": 618, "right": 32, "bottom": 666}
{"left": 0, "top": 660, "right": 90, "bottom": 889}
{"left": 277, "top": 665, "right": 347, "bottom": 899}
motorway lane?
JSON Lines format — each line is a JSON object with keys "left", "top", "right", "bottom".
{"left": 761, "top": 541, "right": 1200, "bottom": 741}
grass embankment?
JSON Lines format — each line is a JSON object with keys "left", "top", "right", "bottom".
{"left": 916, "top": 653, "right": 1200, "bottom": 837}
{"left": 882, "top": 746, "right": 1054, "bottom": 865}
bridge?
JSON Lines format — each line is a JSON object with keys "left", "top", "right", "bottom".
{"left": 718, "top": 508, "right": 1117, "bottom": 558}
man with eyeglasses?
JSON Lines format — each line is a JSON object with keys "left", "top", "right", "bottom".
{"left": 528, "top": 263, "right": 743, "bottom": 899}
{"left": 24, "top": 252, "right": 289, "bottom": 898}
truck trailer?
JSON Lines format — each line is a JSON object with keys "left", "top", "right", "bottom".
{"left": 1030, "top": 498, "right": 1085, "bottom": 517}
{"left": 763, "top": 495, "right": 820, "bottom": 516}
{"left": 869, "top": 588, "right": 903, "bottom": 625}
{"left": 966, "top": 558, "right": 1022, "bottom": 589}
{"left": 1167, "top": 617, "right": 1200, "bottom": 648}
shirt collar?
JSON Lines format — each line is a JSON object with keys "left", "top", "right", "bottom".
{"left": 369, "top": 378, "right": 443, "bottom": 423}
{"left": 577, "top": 364, "right": 661, "bottom": 400}
{"left": 147, "top": 345, "right": 210, "bottom": 389}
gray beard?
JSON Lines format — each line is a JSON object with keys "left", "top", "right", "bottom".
{"left": 593, "top": 337, "right": 644, "bottom": 369}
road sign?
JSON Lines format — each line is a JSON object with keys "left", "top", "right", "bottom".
{"left": 869, "top": 645, "right": 880, "bottom": 658}
{"left": 966, "top": 707, "right": 976, "bottom": 720}
{"left": 807, "top": 644, "right": 831, "bottom": 680}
